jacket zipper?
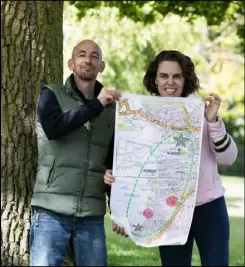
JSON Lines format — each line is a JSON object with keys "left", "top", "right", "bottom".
{"left": 78, "top": 118, "right": 94, "bottom": 215}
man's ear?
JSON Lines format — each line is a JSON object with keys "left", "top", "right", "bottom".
{"left": 68, "top": 59, "right": 74, "bottom": 71}
{"left": 99, "top": 61, "right": 105, "bottom": 73}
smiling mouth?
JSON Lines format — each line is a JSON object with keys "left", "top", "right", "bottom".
{"left": 165, "top": 88, "right": 177, "bottom": 93}
{"left": 81, "top": 66, "right": 92, "bottom": 69}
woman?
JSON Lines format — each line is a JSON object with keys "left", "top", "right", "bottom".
{"left": 105, "top": 50, "right": 238, "bottom": 266}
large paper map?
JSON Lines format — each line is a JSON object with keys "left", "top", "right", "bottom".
{"left": 110, "top": 94, "right": 204, "bottom": 247}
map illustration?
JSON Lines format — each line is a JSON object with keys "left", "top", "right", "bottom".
{"left": 110, "top": 94, "right": 204, "bottom": 247}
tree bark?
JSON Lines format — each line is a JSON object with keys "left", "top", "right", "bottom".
{"left": 1, "top": 1, "right": 63, "bottom": 265}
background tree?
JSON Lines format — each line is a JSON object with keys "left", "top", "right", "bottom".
{"left": 64, "top": 2, "right": 244, "bottom": 176}
{"left": 1, "top": 0, "right": 243, "bottom": 266}
{"left": 1, "top": 1, "right": 63, "bottom": 265}
{"left": 70, "top": 0, "right": 245, "bottom": 54}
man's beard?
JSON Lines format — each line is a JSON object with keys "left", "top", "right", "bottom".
{"left": 79, "top": 72, "right": 96, "bottom": 81}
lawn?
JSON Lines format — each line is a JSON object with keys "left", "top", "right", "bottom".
{"left": 105, "top": 176, "right": 244, "bottom": 266}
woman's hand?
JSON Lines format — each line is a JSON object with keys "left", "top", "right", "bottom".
{"left": 204, "top": 93, "right": 222, "bottom": 122}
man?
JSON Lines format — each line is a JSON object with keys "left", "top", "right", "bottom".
{"left": 30, "top": 39, "right": 122, "bottom": 266}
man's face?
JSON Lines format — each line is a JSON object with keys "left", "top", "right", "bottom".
{"left": 68, "top": 40, "right": 104, "bottom": 81}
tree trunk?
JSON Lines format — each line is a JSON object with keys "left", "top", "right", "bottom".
{"left": 1, "top": 1, "right": 63, "bottom": 265}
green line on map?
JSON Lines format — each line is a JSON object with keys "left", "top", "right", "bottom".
{"left": 125, "top": 132, "right": 195, "bottom": 238}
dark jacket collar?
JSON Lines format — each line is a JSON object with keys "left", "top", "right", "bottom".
{"left": 66, "top": 74, "right": 103, "bottom": 100}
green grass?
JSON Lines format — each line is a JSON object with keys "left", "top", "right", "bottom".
{"left": 105, "top": 176, "right": 244, "bottom": 266}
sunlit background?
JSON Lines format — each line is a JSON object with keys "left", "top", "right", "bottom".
{"left": 63, "top": 2, "right": 244, "bottom": 177}
{"left": 62, "top": 3, "right": 244, "bottom": 266}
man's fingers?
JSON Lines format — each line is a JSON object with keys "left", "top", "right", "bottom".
{"left": 105, "top": 170, "right": 115, "bottom": 178}
{"left": 119, "top": 227, "right": 128, "bottom": 237}
{"left": 115, "top": 89, "right": 121, "bottom": 99}
{"left": 104, "top": 169, "right": 115, "bottom": 185}
{"left": 104, "top": 178, "right": 115, "bottom": 185}
{"left": 118, "top": 227, "right": 124, "bottom": 235}
{"left": 120, "top": 228, "right": 126, "bottom": 235}
{"left": 104, "top": 180, "right": 113, "bottom": 185}
{"left": 112, "top": 224, "right": 123, "bottom": 233}
{"left": 104, "top": 173, "right": 115, "bottom": 183}
{"left": 112, "top": 223, "right": 128, "bottom": 237}
{"left": 99, "top": 87, "right": 121, "bottom": 106}
{"left": 113, "top": 225, "right": 120, "bottom": 234}
{"left": 112, "top": 224, "right": 117, "bottom": 231}
{"left": 105, "top": 173, "right": 115, "bottom": 180}
{"left": 104, "top": 88, "right": 121, "bottom": 101}
{"left": 106, "top": 94, "right": 114, "bottom": 103}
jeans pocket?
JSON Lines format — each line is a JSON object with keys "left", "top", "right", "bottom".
{"left": 35, "top": 207, "right": 56, "bottom": 221}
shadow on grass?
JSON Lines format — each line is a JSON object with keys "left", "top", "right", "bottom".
{"left": 105, "top": 215, "right": 244, "bottom": 266}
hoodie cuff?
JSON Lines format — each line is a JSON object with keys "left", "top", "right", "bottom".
{"left": 207, "top": 116, "right": 227, "bottom": 141}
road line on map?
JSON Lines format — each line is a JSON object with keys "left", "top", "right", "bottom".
{"left": 120, "top": 99, "right": 198, "bottom": 241}
{"left": 118, "top": 99, "right": 200, "bottom": 131}
{"left": 125, "top": 134, "right": 194, "bottom": 238}
{"left": 147, "top": 188, "right": 196, "bottom": 245}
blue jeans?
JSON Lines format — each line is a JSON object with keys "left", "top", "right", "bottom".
{"left": 159, "top": 196, "right": 230, "bottom": 266}
{"left": 29, "top": 207, "right": 107, "bottom": 266}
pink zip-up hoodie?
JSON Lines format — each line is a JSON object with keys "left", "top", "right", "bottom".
{"left": 188, "top": 94, "right": 238, "bottom": 206}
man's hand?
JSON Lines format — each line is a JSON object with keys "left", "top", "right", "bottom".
{"left": 112, "top": 222, "right": 128, "bottom": 237}
{"left": 203, "top": 93, "right": 222, "bottom": 122}
{"left": 97, "top": 87, "right": 121, "bottom": 106}
{"left": 104, "top": 169, "right": 115, "bottom": 185}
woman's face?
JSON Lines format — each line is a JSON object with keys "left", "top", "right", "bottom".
{"left": 155, "top": 61, "right": 185, "bottom": 97}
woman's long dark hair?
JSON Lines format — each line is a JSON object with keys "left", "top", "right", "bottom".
{"left": 143, "top": 50, "right": 200, "bottom": 97}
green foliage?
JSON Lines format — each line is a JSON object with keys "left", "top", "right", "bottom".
{"left": 69, "top": 1, "right": 156, "bottom": 23}
{"left": 69, "top": 0, "right": 244, "bottom": 54}
{"left": 63, "top": 3, "right": 244, "bottom": 176}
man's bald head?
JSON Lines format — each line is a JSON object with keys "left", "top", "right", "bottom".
{"left": 72, "top": 39, "right": 103, "bottom": 60}
{"left": 68, "top": 39, "right": 105, "bottom": 81}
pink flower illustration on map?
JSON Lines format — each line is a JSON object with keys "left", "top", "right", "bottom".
{"left": 143, "top": 208, "right": 153, "bottom": 219}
